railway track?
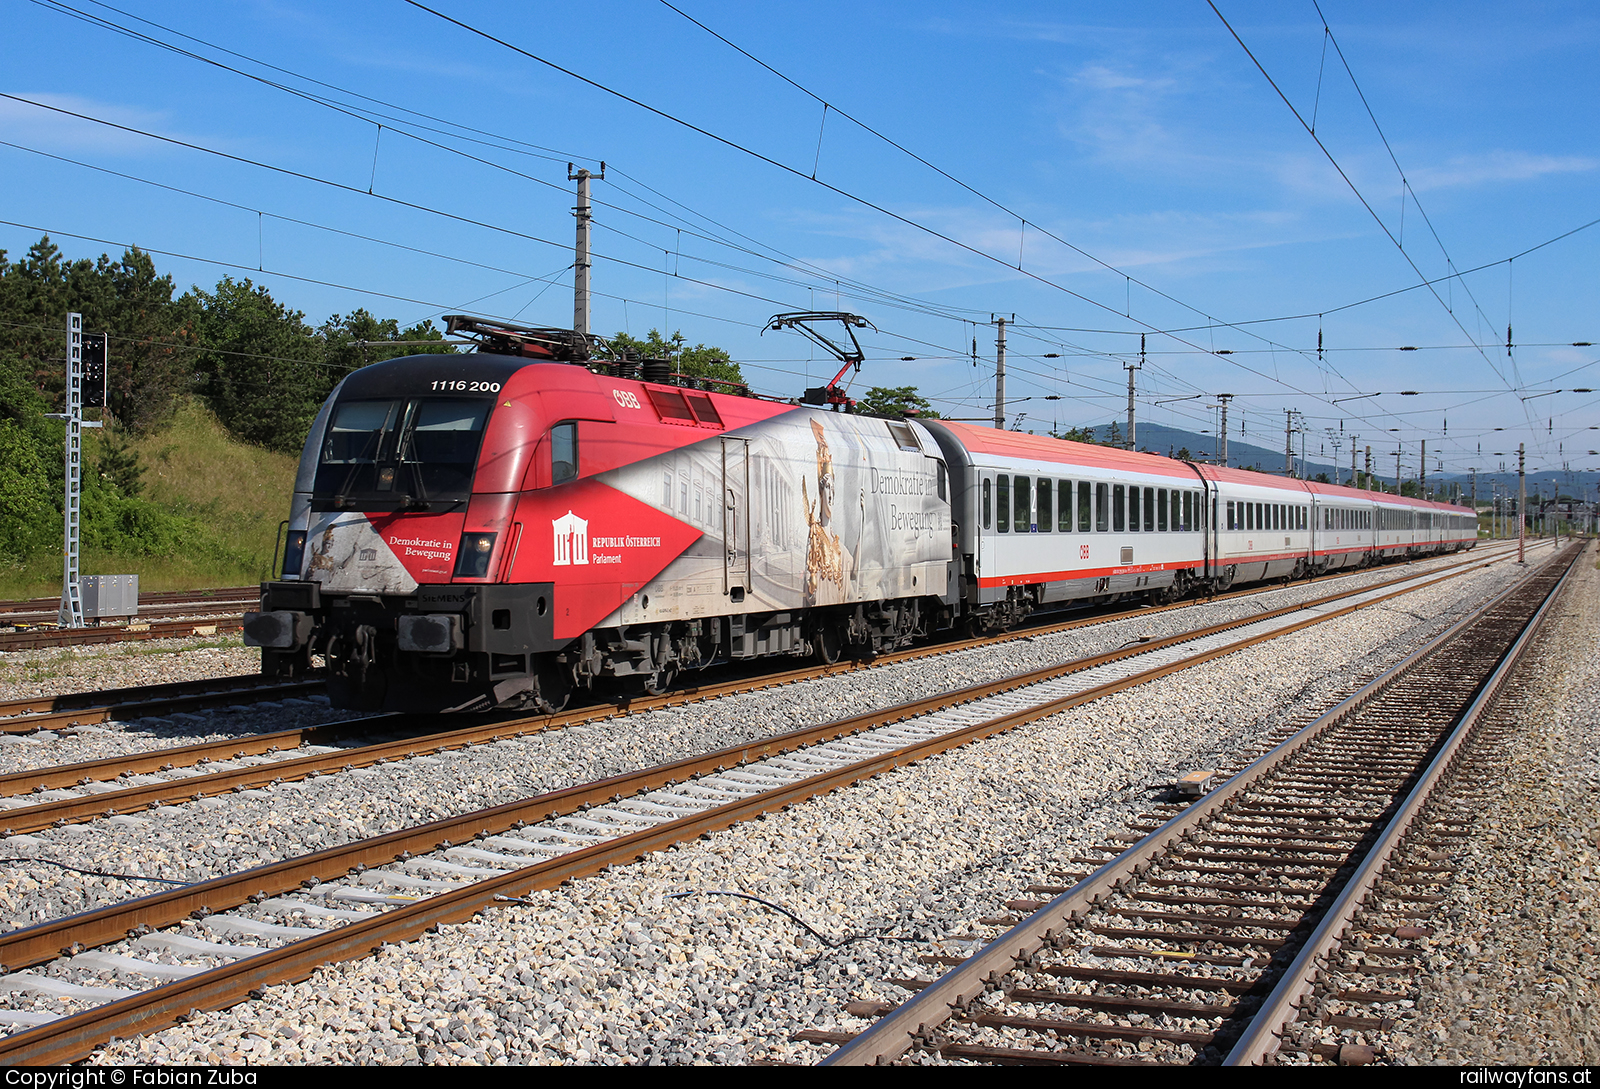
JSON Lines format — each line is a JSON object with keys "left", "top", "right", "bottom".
{"left": 0, "top": 617, "right": 247, "bottom": 653}
{"left": 0, "top": 675, "right": 327, "bottom": 736}
{"left": 1258, "top": 622, "right": 1568, "bottom": 1066}
{"left": 0, "top": 542, "right": 1536, "bottom": 1062}
{"left": 0, "top": 546, "right": 1524, "bottom": 834}
{"left": 0, "top": 546, "right": 1508, "bottom": 737}
{"left": 0, "top": 587, "right": 257, "bottom": 617}
{"left": 817, "top": 543, "right": 1580, "bottom": 1066}
{"left": 0, "top": 586, "right": 258, "bottom": 651}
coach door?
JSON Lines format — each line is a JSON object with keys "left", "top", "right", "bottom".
{"left": 976, "top": 471, "right": 993, "bottom": 581}
{"left": 722, "top": 437, "right": 750, "bottom": 600}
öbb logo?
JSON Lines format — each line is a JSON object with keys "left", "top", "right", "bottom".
{"left": 552, "top": 510, "right": 589, "bottom": 566}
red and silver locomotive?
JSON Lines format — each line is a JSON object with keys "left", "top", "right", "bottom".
{"left": 245, "top": 314, "right": 1475, "bottom": 712}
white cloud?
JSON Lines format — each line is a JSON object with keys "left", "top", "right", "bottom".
{"left": 0, "top": 92, "right": 177, "bottom": 155}
{"left": 1407, "top": 150, "right": 1598, "bottom": 192}
{"left": 1071, "top": 65, "right": 1174, "bottom": 93}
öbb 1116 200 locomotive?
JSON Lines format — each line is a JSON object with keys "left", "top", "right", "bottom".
{"left": 243, "top": 316, "right": 1476, "bottom": 712}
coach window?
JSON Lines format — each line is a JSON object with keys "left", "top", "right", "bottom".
{"left": 1225, "top": 500, "right": 1234, "bottom": 531}
{"left": 1014, "top": 475, "right": 1031, "bottom": 533}
{"left": 1126, "top": 484, "right": 1139, "bottom": 532}
{"left": 1171, "top": 491, "right": 1181, "bottom": 534}
{"left": 551, "top": 422, "right": 578, "bottom": 484}
{"left": 1095, "top": 483, "right": 1109, "bottom": 531}
{"left": 996, "top": 475, "right": 1010, "bottom": 533}
{"left": 1037, "top": 479, "right": 1052, "bottom": 532}
{"left": 1143, "top": 487, "right": 1155, "bottom": 532}
{"left": 1180, "top": 491, "right": 1192, "bottom": 532}
{"left": 982, "top": 479, "right": 992, "bottom": 530}
{"left": 1159, "top": 489, "right": 1171, "bottom": 531}
{"left": 1112, "top": 484, "right": 1126, "bottom": 532}
{"left": 1081, "top": 481, "right": 1094, "bottom": 532}
{"left": 1059, "top": 480, "right": 1073, "bottom": 532}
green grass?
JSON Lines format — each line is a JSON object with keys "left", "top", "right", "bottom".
{"left": 132, "top": 400, "right": 298, "bottom": 570}
{"left": 0, "top": 402, "right": 299, "bottom": 600}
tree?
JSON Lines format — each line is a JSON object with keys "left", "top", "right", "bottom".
{"left": 321, "top": 309, "right": 453, "bottom": 374}
{"left": 186, "top": 277, "right": 323, "bottom": 453}
{"left": 1175, "top": 447, "right": 1192, "bottom": 460}
{"left": 854, "top": 386, "right": 940, "bottom": 418}
{"left": 95, "top": 424, "right": 146, "bottom": 497}
{"left": 0, "top": 418, "right": 56, "bottom": 557}
{"left": 1314, "top": 472, "right": 1331, "bottom": 484}
{"left": 606, "top": 329, "right": 745, "bottom": 387}
{"left": 0, "top": 237, "right": 194, "bottom": 432}
{"left": 96, "top": 247, "right": 193, "bottom": 432}
{"left": 1050, "top": 425, "right": 1095, "bottom": 443}
{"left": 1105, "top": 421, "right": 1121, "bottom": 448}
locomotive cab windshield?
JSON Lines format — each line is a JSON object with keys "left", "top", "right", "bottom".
{"left": 313, "top": 395, "right": 493, "bottom": 511}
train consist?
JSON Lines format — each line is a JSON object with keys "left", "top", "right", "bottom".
{"left": 244, "top": 315, "right": 1476, "bottom": 712}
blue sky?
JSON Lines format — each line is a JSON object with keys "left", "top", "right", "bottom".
{"left": 4, "top": 0, "right": 1597, "bottom": 488}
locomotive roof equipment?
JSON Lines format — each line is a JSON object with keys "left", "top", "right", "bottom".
{"left": 764, "top": 311, "right": 876, "bottom": 410}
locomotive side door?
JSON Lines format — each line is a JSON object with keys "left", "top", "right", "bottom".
{"left": 721, "top": 437, "right": 750, "bottom": 600}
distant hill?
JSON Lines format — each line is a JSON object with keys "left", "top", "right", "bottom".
{"left": 1050, "top": 422, "right": 1597, "bottom": 503}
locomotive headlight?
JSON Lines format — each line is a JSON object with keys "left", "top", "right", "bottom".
{"left": 454, "top": 532, "right": 498, "bottom": 578}
{"left": 281, "top": 530, "right": 307, "bottom": 577}
{"left": 377, "top": 466, "right": 396, "bottom": 490}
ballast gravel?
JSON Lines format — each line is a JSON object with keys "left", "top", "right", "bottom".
{"left": 1386, "top": 543, "right": 1600, "bottom": 1066}
{"left": 0, "top": 638, "right": 262, "bottom": 703}
{"left": 0, "top": 547, "right": 1532, "bottom": 930}
{"left": 0, "top": 544, "right": 1532, "bottom": 1066}
{"left": 0, "top": 542, "right": 1560, "bottom": 1064}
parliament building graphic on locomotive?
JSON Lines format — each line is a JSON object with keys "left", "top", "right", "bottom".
{"left": 243, "top": 312, "right": 1474, "bottom": 714}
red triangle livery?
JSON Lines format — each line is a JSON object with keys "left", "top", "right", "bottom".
{"left": 507, "top": 477, "right": 703, "bottom": 640}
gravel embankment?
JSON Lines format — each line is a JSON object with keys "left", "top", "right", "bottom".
{"left": 10, "top": 548, "right": 1532, "bottom": 1065}
{"left": 0, "top": 638, "right": 260, "bottom": 703}
{"left": 1390, "top": 543, "right": 1600, "bottom": 1065}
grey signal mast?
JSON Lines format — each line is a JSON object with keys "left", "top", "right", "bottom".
{"left": 44, "top": 313, "right": 105, "bottom": 628}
